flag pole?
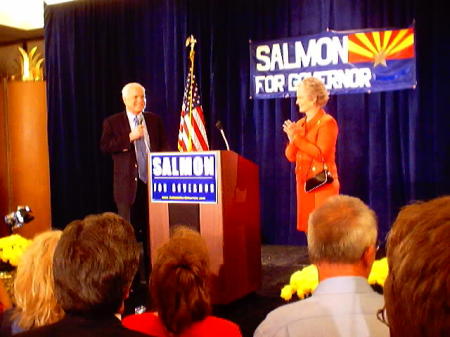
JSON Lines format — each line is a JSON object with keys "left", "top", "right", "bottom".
{"left": 185, "top": 35, "right": 197, "bottom": 152}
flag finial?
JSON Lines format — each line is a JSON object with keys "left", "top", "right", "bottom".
{"left": 185, "top": 35, "right": 197, "bottom": 52}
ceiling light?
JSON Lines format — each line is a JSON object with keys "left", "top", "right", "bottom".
{"left": 44, "top": 0, "right": 75, "bottom": 4}
{"left": 0, "top": 0, "right": 76, "bottom": 30}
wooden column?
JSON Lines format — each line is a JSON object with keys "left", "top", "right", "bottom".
{"left": 0, "top": 81, "right": 51, "bottom": 238}
{"left": 0, "top": 79, "right": 8, "bottom": 237}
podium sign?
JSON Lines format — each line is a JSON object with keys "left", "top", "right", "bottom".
{"left": 149, "top": 152, "right": 218, "bottom": 204}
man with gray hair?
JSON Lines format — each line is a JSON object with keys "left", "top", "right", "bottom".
{"left": 101, "top": 82, "right": 168, "bottom": 238}
{"left": 254, "top": 195, "right": 389, "bottom": 337}
{"left": 101, "top": 82, "right": 168, "bottom": 292}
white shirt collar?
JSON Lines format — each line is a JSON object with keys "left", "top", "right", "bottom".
{"left": 126, "top": 111, "right": 144, "bottom": 129}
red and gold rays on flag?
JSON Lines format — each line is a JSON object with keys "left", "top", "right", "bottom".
{"left": 348, "top": 28, "right": 414, "bottom": 66}
{"left": 177, "top": 74, "right": 209, "bottom": 152}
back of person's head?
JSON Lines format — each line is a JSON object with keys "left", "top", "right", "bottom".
{"left": 307, "top": 195, "right": 378, "bottom": 264}
{"left": 52, "top": 212, "right": 140, "bottom": 317}
{"left": 151, "top": 226, "right": 211, "bottom": 335}
{"left": 384, "top": 195, "right": 450, "bottom": 337}
{"left": 13, "top": 230, "right": 64, "bottom": 330}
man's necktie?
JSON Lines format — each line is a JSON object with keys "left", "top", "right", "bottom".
{"left": 134, "top": 116, "right": 148, "bottom": 183}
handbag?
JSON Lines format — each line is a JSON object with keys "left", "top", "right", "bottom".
{"left": 304, "top": 150, "right": 333, "bottom": 193}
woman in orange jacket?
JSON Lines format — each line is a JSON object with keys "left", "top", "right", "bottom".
{"left": 283, "top": 77, "right": 339, "bottom": 232}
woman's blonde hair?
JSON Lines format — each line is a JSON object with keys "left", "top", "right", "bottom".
{"left": 13, "top": 230, "right": 64, "bottom": 330}
{"left": 300, "top": 77, "right": 329, "bottom": 107}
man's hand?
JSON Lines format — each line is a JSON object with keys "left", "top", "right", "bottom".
{"left": 129, "top": 125, "right": 145, "bottom": 142}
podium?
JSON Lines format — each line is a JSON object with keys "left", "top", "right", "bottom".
{"left": 148, "top": 150, "right": 261, "bottom": 304}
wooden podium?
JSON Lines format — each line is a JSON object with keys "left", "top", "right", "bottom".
{"left": 148, "top": 150, "right": 261, "bottom": 304}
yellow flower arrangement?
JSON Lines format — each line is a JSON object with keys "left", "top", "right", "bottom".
{"left": 281, "top": 264, "right": 319, "bottom": 301}
{"left": 367, "top": 257, "right": 389, "bottom": 286}
{"left": 0, "top": 234, "right": 31, "bottom": 268}
{"left": 281, "top": 258, "right": 389, "bottom": 301}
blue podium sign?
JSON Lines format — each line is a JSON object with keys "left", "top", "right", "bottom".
{"left": 149, "top": 152, "right": 218, "bottom": 204}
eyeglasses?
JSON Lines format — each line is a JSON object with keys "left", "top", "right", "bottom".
{"left": 376, "top": 306, "right": 390, "bottom": 328}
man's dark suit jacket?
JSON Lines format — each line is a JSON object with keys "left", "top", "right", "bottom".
{"left": 14, "top": 314, "right": 151, "bottom": 337}
{"left": 100, "top": 111, "right": 168, "bottom": 205}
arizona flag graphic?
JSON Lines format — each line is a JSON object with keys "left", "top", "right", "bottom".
{"left": 348, "top": 28, "right": 414, "bottom": 66}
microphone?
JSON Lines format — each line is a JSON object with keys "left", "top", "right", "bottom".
{"left": 136, "top": 114, "right": 150, "bottom": 151}
{"left": 215, "top": 120, "right": 230, "bottom": 151}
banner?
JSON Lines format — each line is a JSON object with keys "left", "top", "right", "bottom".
{"left": 149, "top": 152, "right": 218, "bottom": 204}
{"left": 249, "top": 26, "right": 416, "bottom": 99}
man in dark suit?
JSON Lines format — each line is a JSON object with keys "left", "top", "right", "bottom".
{"left": 15, "top": 213, "right": 151, "bottom": 337}
{"left": 100, "top": 82, "right": 168, "bottom": 241}
{"left": 100, "top": 82, "right": 168, "bottom": 289}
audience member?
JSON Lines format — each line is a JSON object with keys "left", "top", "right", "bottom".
{"left": 383, "top": 195, "right": 450, "bottom": 337}
{"left": 1, "top": 230, "right": 63, "bottom": 336}
{"left": 14, "top": 212, "right": 149, "bottom": 337}
{"left": 122, "top": 226, "right": 242, "bottom": 337}
{"left": 254, "top": 195, "right": 389, "bottom": 337}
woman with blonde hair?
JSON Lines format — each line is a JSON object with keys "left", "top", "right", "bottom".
{"left": 122, "top": 226, "right": 242, "bottom": 337}
{"left": 0, "top": 230, "right": 64, "bottom": 335}
{"left": 283, "top": 77, "right": 339, "bottom": 233}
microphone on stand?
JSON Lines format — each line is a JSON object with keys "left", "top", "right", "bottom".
{"left": 215, "top": 120, "right": 230, "bottom": 151}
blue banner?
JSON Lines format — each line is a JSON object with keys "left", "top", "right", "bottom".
{"left": 149, "top": 152, "right": 218, "bottom": 204}
{"left": 249, "top": 26, "right": 416, "bottom": 99}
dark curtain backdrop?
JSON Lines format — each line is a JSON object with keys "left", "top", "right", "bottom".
{"left": 44, "top": 0, "right": 450, "bottom": 245}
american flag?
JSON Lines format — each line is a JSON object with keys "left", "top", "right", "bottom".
{"left": 177, "top": 73, "right": 209, "bottom": 151}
